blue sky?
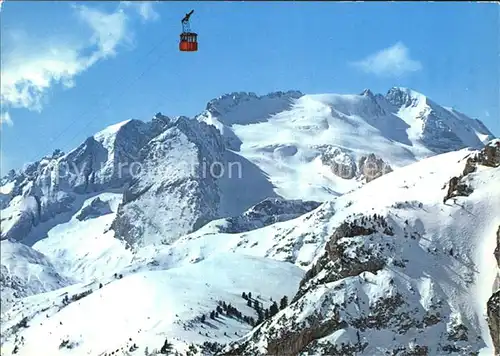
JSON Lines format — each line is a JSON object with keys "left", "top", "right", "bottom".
{"left": 1, "top": 1, "right": 498, "bottom": 172}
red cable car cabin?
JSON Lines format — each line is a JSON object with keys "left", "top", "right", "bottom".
{"left": 180, "top": 10, "right": 198, "bottom": 52}
{"left": 179, "top": 32, "right": 198, "bottom": 52}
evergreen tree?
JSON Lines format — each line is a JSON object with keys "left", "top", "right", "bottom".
{"left": 280, "top": 295, "right": 288, "bottom": 310}
{"left": 264, "top": 308, "right": 269, "bottom": 319}
{"left": 201, "top": 314, "right": 206, "bottom": 322}
{"left": 257, "top": 311, "right": 264, "bottom": 324}
{"left": 242, "top": 292, "right": 247, "bottom": 300}
{"left": 187, "top": 344, "right": 198, "bottom": 356}
{"left": 247, "top": 299, "right": 252, "bottom": 307}
{"left": 248, "top": 292, "right": 252, "bottom": 299}
{"left": 270, "top": 301, "right": 279, "bottom": 316}
{"left": 210, "top": 311, "right": 215, "bottom": 320}
{"left": 160, "top": 338, "right": 173, "bottom": 354}
{"left": 253, "top": 300, "right": 260, "bottom": 310}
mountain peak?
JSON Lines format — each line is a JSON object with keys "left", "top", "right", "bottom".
{"left": 360, "top": 88, "right": 375, "bottom": 97}
{"left": 93, "top": 119, "right": 134, "bottom": 140}
{"left": 385, "top": 87, "right": 427, "bottom": 108}
{"left": 200, "top": 89, "right": 303, "bottom": 127}
{"left": 204, "top": 90, "right": 303, "bottom": 116}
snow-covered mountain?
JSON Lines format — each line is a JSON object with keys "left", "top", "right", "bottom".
{"left": 221, "top": 141, "right": 500, "bottom": 356}
{"left": 1, "top": 87, "right": 494, "bottom": 248}
{"left": 1, "top": 138, "right": 499, "bottom": 356}
{"left": 197, "top": 87, "right": 494, "bottom": 200}
{"left": 0, "top": 87, "right": 498, "bottom": 356}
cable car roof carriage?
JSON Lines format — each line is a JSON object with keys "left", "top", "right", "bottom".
{"left": 179, "top": 10, "right": 198, "bottom": 52}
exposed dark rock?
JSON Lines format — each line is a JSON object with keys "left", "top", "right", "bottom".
{"left": 358, "top": 154, "right": 393, "bottom": 182}
{"left": 443, "top": 175, "right": 474, "bottom": 203}
{"left": 473, "top": 141, "right": 500, "bottom": 168}
{"left": 215, "top": 197, "right": 321, "bottom": 234}
{"left": 75, "top": 197, "right": 112, "bottom": 221}
{"left": 444, "top": 141, "right": 499, "bottom": 205}
{"left": 267, "top": 317, "right": 343, "bottom": 356}
{"left": 446, "top": 321, "right": 469, "bottom": 342}
{"left": 487, "top": 225, "right": 500, "bottom": 355}
{"left": 321, "top": 147, "right": 357, "bottom": 179}
{"left": 298, "top": 215, "right": 393, "bottom": 299}
{"left": 495, "top": 226, "right": 500, "bottom": 270}
{"left": 487, "top": 291, "right": 500, "bottom": 355}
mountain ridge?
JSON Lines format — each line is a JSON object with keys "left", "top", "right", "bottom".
{"left": 0, "top": 87, "right": 495, "bottom": 247}
{"left": 1, "top": 141, "right": 498, "bottom": 356}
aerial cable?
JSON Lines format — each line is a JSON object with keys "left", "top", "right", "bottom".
{"left": 60, "top": 38, "right": 173, "bottom": 153}
{"left": 38, "top": 32, "right": 171, "bottom": 158}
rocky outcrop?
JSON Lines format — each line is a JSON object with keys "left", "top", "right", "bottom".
{"left": 496, "top": 226, "right": 500, "bottom": 273}
{"left": 443, "top": 141, "right": 500, "bottom": 204}
{"left": 473, "top": 140, "right": 500, "bottom": 167}
{"left": 75, "top": 197, "right": 112, "bottom": 221}
{"left": 221, "top": 206, "right": 490, "bottom": 355}
{"left": 488, "top": 291, "right": 500, "bottom": 355}
{"left": 358, "top": 154, "right": 393, "bottom": 182}
{"left": 110, "top": 117, "right": 226, "bottom": 247}
{"left": 204, "top": 197, "right": 321, "bottom": 234}
{"left": 321, "top": 147, "right": 357, "bottom": 179}
{"left": 298, "top": 214, "right": 393, "bottom": 300}
{"left": 319, "top": 147, "right": 393, "bottom": 183}
{"left": 267, "top": 316, "right": 344, "bottom": 356}
{"left": 443, "top": 175, "right": 474, "bottom": 203}
{"left": 487, "top": 225, "right": 500, "bottom": 355}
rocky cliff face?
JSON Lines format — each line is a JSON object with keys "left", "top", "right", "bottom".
{"left": 1, "top": 113, "right": 277, "bottom": 247}
{"left": 385, "top": 87, "right": 495, "bottom": 153}
{"left": 320, "top": 147, "right": 393, "bottom": 183}
{"left": 488, "top": 225, "right": 500, "bottom": 355}
{"left": 320, "top": 147, "right": 358, "bottom": 180}
{"left": 199, "top": 197, "right": 321, "bottom": 234}
{"left": 109, "top": 116, "right": 227, "bottom": 247}
{"left": 0, "top": 118, "right": 157, "bottom": 242}
{"left": 223, "top": 212, "right": 488, "bottom": 355}
{"left": 488, "top": 290, "right": 500, "bottom": 355}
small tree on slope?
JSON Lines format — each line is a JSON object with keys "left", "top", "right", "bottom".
{"left": 160, "top": 338, "right": 173, "bottom": 354}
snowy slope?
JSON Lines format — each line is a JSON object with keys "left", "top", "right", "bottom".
{"left": 0, "top": 254, "right": 304, "bottom": 356}
{"left": 0, "top": 87, "right": 497, "bottom": 355}
{"left": 0, "top": 240, "right": 73, "bottom": 313}
{"left": 1, "top": 142, "right": 498, "bottom": 355}
{"left": 31, "top": 192, "right": 132, "bottom": 283}
{"left": 221, "top": 144, "right": 500, "bottom": 355}
{"left": 1, "top": 142, "right": 498, "bottom": 356}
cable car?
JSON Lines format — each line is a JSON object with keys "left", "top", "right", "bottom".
{"left": 179, "top": 10, "right": 198, "bottom": 52}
